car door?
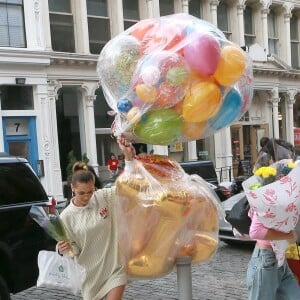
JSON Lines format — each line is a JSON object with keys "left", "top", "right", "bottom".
{"left": 0, "top": 161, "right": 54, "bottom": 293}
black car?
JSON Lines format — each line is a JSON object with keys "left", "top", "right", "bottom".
{"left": 180, "top": 160, "right": 231, "bottom": 202}
{"left": 0, "top": 153, "right": 56, "bottom": 299}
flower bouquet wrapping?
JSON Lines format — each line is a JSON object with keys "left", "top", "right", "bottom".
{"left": 97, "top": 13, "right": 253, "bottom": 145}
{"left": 242, "top": 159, "right": 300, "bottom": 266}
{"left": 30, "top": 205, "right": 74, "bottom": 257}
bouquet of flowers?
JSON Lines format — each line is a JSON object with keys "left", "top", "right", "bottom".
{"left": 242, "top": 159, "right": 300, "bottom": 266}
{"left": 30, "top": 203, "right": 74, "bottom": 257}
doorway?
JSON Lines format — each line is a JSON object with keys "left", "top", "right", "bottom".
{"left": 56, "top": 87, "right": 85, "bottom": 181}
{"left": 3, "top": 116, "right": 39, "bottom": 174}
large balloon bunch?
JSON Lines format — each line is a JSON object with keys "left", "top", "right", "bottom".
{"left": 115, "top": 155, "right": 222, "bottom": 279}
{"left": 97, "top": 13, "right": 253, "bottom": 145}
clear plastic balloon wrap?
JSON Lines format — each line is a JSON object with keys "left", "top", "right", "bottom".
{"left": 97, "top": 13, "right": 253, "bottom": 145}
{"left": 115, "top": 155, "right": 223, "bottom": 279}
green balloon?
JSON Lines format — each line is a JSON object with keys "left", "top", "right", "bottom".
{"left": 166, "top": 67, "right": 188, "bottom": 86}
{"left": 133, "top": 109, "right": 182, "bottom": 145}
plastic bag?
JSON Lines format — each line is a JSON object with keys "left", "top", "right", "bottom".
{"left": 225, "top": 195, "right": 251, "bottom": 234}
{"left": 115, "top": 154, "right": 223, "bottom": 279}
{"left": 97, "top": 13, "right": 253, "bottom": 145}
{"left": 37, "top": 250, "right": 86, "bottom": 295}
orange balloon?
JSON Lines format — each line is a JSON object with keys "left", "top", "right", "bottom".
{"left": 213, "top": 45, "right": 247, "bottom": 86}
{"left": 182, "top": 81, "right": 222, "bottom": 123}
{"left": 135, "top": 84, "right": 157, "bottom": 103}
{"left": 182, "top": 121, "right": 207, "bottom": 140}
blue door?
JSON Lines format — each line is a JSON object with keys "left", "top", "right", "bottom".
{"left": 3, "top": 117, "right": 39, "bottom": 174}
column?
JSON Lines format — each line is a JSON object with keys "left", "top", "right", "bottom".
{"left": 214, "top": 127, "right": 232, "bottom": 182}
{"left": 152, "top": 0, "right": 160, "bottom": 17}
{"left": 284, "top": 90, "right": 297, "bottom": 144}
{"left": 181, "top": 0, "right": 189, "bottom": 14}
{"left": 237, "top": 2, "right": 245, "bottom": 46}
{"left": 260, "top": 2, "right": 270, "bottom": 53}
{"left": 73, "top": 0, "right": 90, "bottom": 54}
{"left": 45, "top": 81, "right": 64, "bottom": 201}
{"left": 268, "top": 87, "right": 280, "bottom": 139}
{"left": 145, "top": 0, "right": 154, "bottom": 18}
{"left": 108, "top": 0, "right": 124, "bottom": 35}
{"left": 84, "top": 95, "right": 99, "bottom": 172}
{"left": 39, "top": 0, "right": 52, "bottom": 50}
{"left": 187, "top": 141, "right": 197, "bottom": 161}
{"left": 209, "top": 0, "right": 219, "bottom": 26}
{"left": 283, "top": 3, "right": 294, "bottom": 65}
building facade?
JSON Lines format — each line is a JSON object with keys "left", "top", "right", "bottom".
{"left": 0, "top": 0, "right": 299, "bottom": 201}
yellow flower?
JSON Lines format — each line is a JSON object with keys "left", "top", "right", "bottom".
{"left": 254, "top": 166, "right": 277, "bottom": 178}
{"left": 287, "top": 162, "right": 296, "bottom": 169}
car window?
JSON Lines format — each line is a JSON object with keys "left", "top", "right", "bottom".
{"left": 180, "top": 161, "right": 219, "bottom": 185}
{"left": 0, "top": 163, "right": 48, "bottom": 205}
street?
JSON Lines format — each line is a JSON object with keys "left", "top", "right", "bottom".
{"left": 11, "top": 241, "right": 253, "bottom": 300}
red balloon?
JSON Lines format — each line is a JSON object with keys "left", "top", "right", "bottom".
{"left": 130, "top": 19, "right": 157, "bottom": 41}
{"left": 140, "top": 23, "right": 185, "bottom": 55}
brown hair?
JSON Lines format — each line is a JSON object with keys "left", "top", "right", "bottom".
{"left": 71, "top": 161, "right": 95, "bottom": 185}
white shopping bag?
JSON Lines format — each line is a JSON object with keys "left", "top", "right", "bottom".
{"left": 37, "top": 250, "right": 85, "bottom": 295}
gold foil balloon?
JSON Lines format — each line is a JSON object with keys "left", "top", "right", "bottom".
{"left": 115, "top": 155, "right": 222, "bottom": 279}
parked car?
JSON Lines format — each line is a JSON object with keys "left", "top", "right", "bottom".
{"left": 180, "top": 160, "right": 232, "bottom": 202}
{"left": 0, "top": 153, "right": 57, "bottom": 299}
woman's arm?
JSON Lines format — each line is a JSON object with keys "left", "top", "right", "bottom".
{"left": 249, "top": 214, "right": 297, "bottom": 242}
{"left": 264, "top": 228, "right": 297, "bottom": 242}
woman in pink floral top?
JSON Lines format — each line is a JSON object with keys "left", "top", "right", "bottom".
{"left": 246, "top": 138, "right": 300, "bottom": 299}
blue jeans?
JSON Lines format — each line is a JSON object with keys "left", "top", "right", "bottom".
{"left": 247, "top": 247, "right": 300, "bottom": 300}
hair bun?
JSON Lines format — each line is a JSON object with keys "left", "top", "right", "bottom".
{"left": 72, "top": 161, "right": 88, "bottom": 173}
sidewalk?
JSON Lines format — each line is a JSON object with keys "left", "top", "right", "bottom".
{"left": 11, "top": 242, "right": 252, "bottom": 300}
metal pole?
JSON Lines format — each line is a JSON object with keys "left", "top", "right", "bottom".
{"left": 176, "top": 256, "right": 193, "bottom": 300}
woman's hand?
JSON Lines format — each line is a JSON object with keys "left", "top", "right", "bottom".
{"left": 57, "top": 240, "right": 72, "bottom": 254}
{"left": 117, "top": 135, "right": 135, "bottom": 161}
{"left": 287, "top": 230, "right": 298, "bottom": 244}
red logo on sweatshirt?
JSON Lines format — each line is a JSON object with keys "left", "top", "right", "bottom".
{"left": 99, "top": 207, "right": 108, "bottom": 219}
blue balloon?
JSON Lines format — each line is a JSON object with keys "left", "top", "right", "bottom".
{"left": 209, "top": 88, "right": 242, "bottom": 130}
{"left": 117, "top": 98, "right": 133, "bottom": 112}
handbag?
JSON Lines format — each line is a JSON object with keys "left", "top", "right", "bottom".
{"left": 37, "top": 250, "right": 86, "bottom": 295}
{"left": 225, "top": 195, "right": 251, "bottom": 234}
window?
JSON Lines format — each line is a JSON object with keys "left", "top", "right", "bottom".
{"left": 123, "top": 0, "right": 139, "bottom": 31}
{"left": 159, "top": 0, "right": 174, "bottom": 16}
{"left": 0, "top": 0, "right": 26, "bottom": 47}
{"left": 244, "top": 6, "right": 255, "bottom": 47}
{"left": 87, "top": 0, "right": 110, "bottom": 54}
{"left": 188, "top": 0, "right": 201, "bottom": 18}
{"left": 94, "top": 87, "right": 114, "bottom": 129}
{"left": 217, "top": 1, "right": 231, "bottom": 40}
{"left": 49, "top": 0, "right": 75, "bottom": 52}
{"left": 268, "top": 9, "right": 278, "bottom": 55}
{"left": 0, "top": 86, "right": 33, "bottom": 110}
{"left": 290, "top": 15, "right": 300, "bottom": 69}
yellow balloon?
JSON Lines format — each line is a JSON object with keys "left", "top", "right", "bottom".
{"left": 135, "top": 84, "right": 157, "bottom": 103}
{"left": 182, "top": 81, "right": 222, "bottom": 122}
{"left": 126, "top": 106, "right": 142, "bottom": 125}
{"left": 213, "top": 45, "right": 247, "bottom": 87}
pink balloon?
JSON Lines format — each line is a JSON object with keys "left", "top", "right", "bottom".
{"left": 183, "top": 33, "right": 221, "bottom": 76}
